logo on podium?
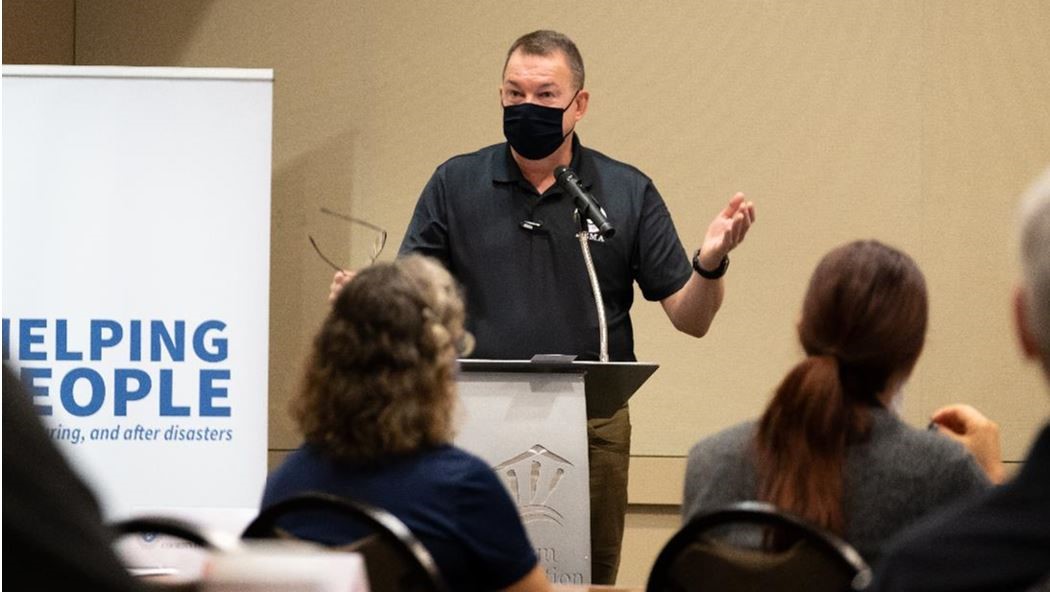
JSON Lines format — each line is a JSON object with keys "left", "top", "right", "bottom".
{"left": 495, "top": 444, "right": 573, "bottom": 525}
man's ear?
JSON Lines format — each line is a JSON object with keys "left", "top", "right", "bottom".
{"left": 1014, "top": 284, "right": 1041, "bottom": 361}
{"left": 573, "top": 89, "right": 590, "bottom": 121}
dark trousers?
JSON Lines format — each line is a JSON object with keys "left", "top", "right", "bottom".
{"left": 587, "top": 404, "right": 631, "bottom": 585}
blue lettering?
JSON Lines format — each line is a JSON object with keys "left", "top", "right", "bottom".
{"left": 193, "top": 320, "right": 228, "bottom": 362}
{"left": 20, "top": 366, "right": 53, "bottom": 415}
{"left": 114, "top": 369, "right": 151, "bottom": 416}
{"left": 90, "top": 320, "right": 123, "bottom": 360}
{"left": 2, "top": 318, "right": 10, "bottom": 360}
{"left": 60, "top": 368, "right": 105, "bottom": 417}
{"left": 158, "top": 369, "right": 189, "bottom": 416}
{"left": 56, "top": 319, "right": 84, "bottom": 361}
{"left": 199, "top": 369, "right": 231, "bottom": 417}
{"left": 130, "top": 319, "right": 142, "bottom": 362}
{"left": 19, "top": 319, "right": 47, "bottom": 361}
{"left": 151, "top": 321, "right": 185, "bottom": 362}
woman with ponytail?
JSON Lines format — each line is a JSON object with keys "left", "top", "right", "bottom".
{"left": 681, "top": 240, "right": 1000, "bottom": 562}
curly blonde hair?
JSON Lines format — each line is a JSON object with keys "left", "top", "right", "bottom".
{"left": 293, "top": 255, "right": 468, "bottom": 464}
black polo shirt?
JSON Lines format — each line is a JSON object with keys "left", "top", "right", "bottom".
{"left": 399, "top": 135, "right": 692, "bottom": 361}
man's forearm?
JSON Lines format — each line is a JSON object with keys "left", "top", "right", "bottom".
{"left": 662, "top": 273, "right": 725, "bottom": 338}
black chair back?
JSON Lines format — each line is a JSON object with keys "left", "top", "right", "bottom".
{"left": 242, "top": 491, "right": 449, "bottom": 592}
{"left": 648, "top": 501, "right": 871, "bottom": 592}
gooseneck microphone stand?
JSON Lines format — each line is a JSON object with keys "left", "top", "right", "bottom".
{"left": 574, "top": 210, "right": 609, "bottom": 363}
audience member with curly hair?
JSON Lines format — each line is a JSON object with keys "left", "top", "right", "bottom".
{"left": 263, "top": 255, "right": 549, "bottom": 592}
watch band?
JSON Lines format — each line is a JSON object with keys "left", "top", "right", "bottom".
{"left": 692, "top": 249, "right": 729, "bottom": 280}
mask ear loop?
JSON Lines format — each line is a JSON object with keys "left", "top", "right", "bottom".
{"left": 558, "top": 89, "right": 582, "bottom": 144}
{"left": 561, "top": 89, "right": 582, "bottom": 112}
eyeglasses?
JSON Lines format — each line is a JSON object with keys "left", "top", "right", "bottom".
{"left": 309, "top": 207, "right": 388, "bottom": 271}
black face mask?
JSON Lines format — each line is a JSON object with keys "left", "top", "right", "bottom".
{"left": 502, "top": 91, "right": 579, "bottom": 160}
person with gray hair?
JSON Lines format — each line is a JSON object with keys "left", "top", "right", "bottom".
{"left": 871, "top": 167, "right": 1050, "bottom": 590}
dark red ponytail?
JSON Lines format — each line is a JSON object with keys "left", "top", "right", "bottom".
{"left": 754, "top": 241, "right": 928, "bottom": 534}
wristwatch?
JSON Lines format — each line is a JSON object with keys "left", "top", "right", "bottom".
{"left": 692, "top": 248, "right": 729, "bottom": 280}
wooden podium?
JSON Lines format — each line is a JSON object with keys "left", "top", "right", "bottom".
{"left": 454, "top": 359, "right": 657, "bottom": 585}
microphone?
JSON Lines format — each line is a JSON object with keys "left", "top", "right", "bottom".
{"left": 554, "top": 165, "right": 615, "bottom": 238}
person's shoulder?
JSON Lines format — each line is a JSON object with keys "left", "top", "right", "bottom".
{"left": 871, "top": 409, "right": 977, "bottom": 467}
{"left": 422, "top": 445, "right": 495, "bottom": 479}
{"left": 280, "top": 443, "right": 325, "bottom": 466}
{"left": 426, "top": 446, "right": 516, "bottom": 504}
{"left": 261, "top": 445, "right": 323, "bottom": 505}
{"left": 857, "top": 409, "right": 988, "bottom": 516}
{"left": 687, "top": 420, "right": 757, "bottom": 467}
{"left": 434, "top": 142, "right": 505, "bottom": 174}
{"left": 683, "top": 420, "right": 759, "bottom": 519}
{"left": 876, "top": 469, "right": 1050, "bottom": 591}
{"left": 872, "top": 491, "right": 993, "bottom": 590}
{"left": 425, "top": 443, "right": 484, "bottom": 463}
{"left": 579, "top": 143, "right": 654, "bottom": 184}
{"left": 267, "top": 445, "right": 313, "bottom": 478}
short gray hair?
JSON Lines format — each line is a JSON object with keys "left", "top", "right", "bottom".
{"left": 504, "top": 30, "right": 585, "bottom": 91}
{"left": 1019, "top": 166, "right": 1050, "bottom": 368}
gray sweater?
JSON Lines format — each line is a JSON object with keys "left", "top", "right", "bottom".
{"left": 682, "top": 407, "right": 989, "bottom": 564}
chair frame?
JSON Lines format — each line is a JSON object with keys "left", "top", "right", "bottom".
{"left": 647, "top": 501, "right": 872, "bottom": 592}
{"left": 242, "top": 491, "right": 449, "bottom": 592}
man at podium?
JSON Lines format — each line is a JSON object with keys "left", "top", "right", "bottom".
{"left": 330, "top": 30, "right": 755, "bottom": 584}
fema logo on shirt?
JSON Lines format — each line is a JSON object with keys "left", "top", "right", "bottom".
{"left": 585, "top": 218, "right": 606, "bottom": 242}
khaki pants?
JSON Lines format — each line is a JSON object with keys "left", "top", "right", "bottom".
{"left": 587, "top": 404, "right": 631, "bottom": 585}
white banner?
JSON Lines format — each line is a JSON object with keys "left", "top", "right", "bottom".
{"left": 1, "top": 66, "right": 272, "bottom": 530}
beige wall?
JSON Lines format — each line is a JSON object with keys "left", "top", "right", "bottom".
{"left": 22, "top": 0, "right": 1050, "bottom": 586}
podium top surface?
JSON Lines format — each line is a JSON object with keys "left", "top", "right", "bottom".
{"left": 458, "top": 359, "right": 658, "bottom": 419}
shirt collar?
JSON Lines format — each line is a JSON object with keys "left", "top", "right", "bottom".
{"left": 493, "top": 134, "right": 594, "bottom": 191}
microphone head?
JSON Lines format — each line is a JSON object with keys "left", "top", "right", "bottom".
{"left": 553, "top": 165, "right": 572, "bottom": 182}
